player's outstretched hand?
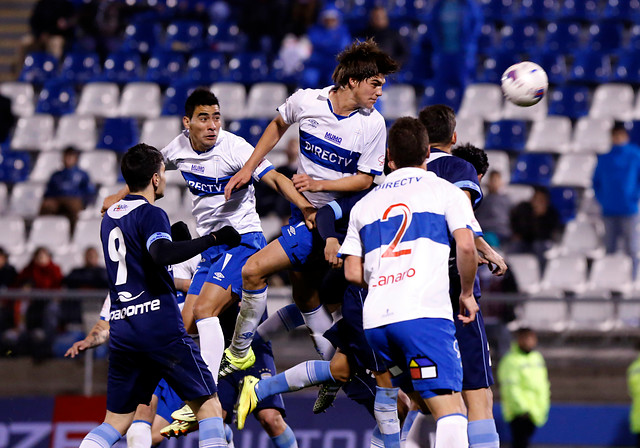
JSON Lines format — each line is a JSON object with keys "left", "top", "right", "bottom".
{"left": 293, "top": 174, "right": 322, "bottom": 193}
{"left": 225, "top": 168, "right": 252, "bottom": 200}
{"left": 458, "top": 292, "right": 479, "bottom": 325}
{"left": 478, "top": 248, "right": 507, "bottom": 276}
{"left": 65, "top": 340, "right": 90, "bottom": 358}
{"left": 324, "top": 237, "right": 343, "bottom": 269}
{"left": 211, "top": 226, "right": 241, "bottom": 247}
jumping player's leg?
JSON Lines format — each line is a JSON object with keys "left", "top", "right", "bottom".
{"left": 186, "top": 395, "right": 227, "bottom": 448}
{"left": 79, "top": 411, "right": 134, "bottom": 447}
{"left": 255, "top": 409, "right": 298, "bottom": 448}
{"left": 126, "top": 399, "right": 157, "bottom": 448}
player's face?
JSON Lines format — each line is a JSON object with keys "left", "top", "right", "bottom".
{"left": 153, "top": 162, "right": 167, "bottom": 200}
{"left": 184, "top": 104, "right": 222, "bottom": 152}
{"left": 352, "top": 75, "right": 385, "bottom": 109}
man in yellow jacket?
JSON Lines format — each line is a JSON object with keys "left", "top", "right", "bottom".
{"left": 628, "top": 347, "right": 640, "bottom": 448}
{"left": 498, "top": 327, "right": 550, "bottom": 448}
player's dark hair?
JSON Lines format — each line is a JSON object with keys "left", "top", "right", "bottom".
{"left": 332, "top": 39, "right": 399, "bottom": 88}
{"left": 452, "top": 143, "right": 489, "bottom": 177}
{"left": 418, "top": 104, "right": 456, "bottom": 145}
{"left": 121, "top": 143, "right": 163, "bottom": 193}
{"left": 185, "top": 88, "right": 219, "bottom": 119}
{"left": 388, "top": 117, "right": 429, "bottom": 169}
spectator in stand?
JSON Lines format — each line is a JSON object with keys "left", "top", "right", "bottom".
{"left": 40, "top": 147, "right": 95, "bottom": 232}
{"left": 20, "top": 0, "right": 76, "bottom": 62}
{"left": 301, "top": 6, "right": 351, "bottom": 87}
{"left": 357, "top": 6, "right": 409, "bottom": 68}
{"left": 0, "top": 248, "right": 18, "bottom": 339}
{"left": 592, "top": 123, "right": 640, "bottom": 278}
{"left": 475, "top": 170, "right": 512, "bottom": 248}
{"left": 63, "top": 247, "right": 107, "bottom": 290}
{"left": 509, "top": 187, "right": 563, "bottom": 269}
{"left": 290, "top": 0, "right": 320, "bottom": 36}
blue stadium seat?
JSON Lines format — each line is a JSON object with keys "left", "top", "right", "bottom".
{"left": 626, "top": 120, "right": 640, "bottom": 146}
{"left": 550, "top": 187, "right": 578, "bottom": 224}
{"left": 122, "top": 19, "right": 161, "bottom": 54}
{"left": 603, "top": 0, "right": 640, "bottom": 23}
{"left": 477, "top": 50, "right": 521, "bottom": 84}
{"left": 144, "top": 50, "right": 185, "bottom": 86}
{"left": 97, "top": 118, "right": 140, "bottom": 153}
{"left": 396, "top": 39, "right": 432, "bottom": 85}
{"left": 485, "top": 120, "right": 528, "bottom": 152}
{"left": 18, "top": 52, "right": 58, "bottom": 86}
{"left": 60, "top": 51, "right": 101, "bottom": 84}
{"left": 0, "top": 151, "right": 30, "bottom": 183}
{"left": 586, "top": 22, "right": 624, "bottom": 52}
{"left": 185, "top": 51, "right": 226, "bottom": 84}
{"left": 100, "top": 51, "right": 143, "bottom": 84}
{"left": 35, "top": 79, "right": 76, "bottom": 116}
{"left": 613, "top": 49, "right": 640, "bottom": 84}
{"left": 567, "top": 51, "right": 612, "bottom": 84}
{"left": 626, "top": 24, "right": 640, "bottom": 51}
{"left": 161, "top": 79, "right": 200, "bottom": 116}
{"left": 227, "top": 119, "right": 270, "bottom": 147}
{"left": 559, "top": 0, "right": 601, "bottom": 21}
{"left": 499, "top": 21, "right": 539, "bottom": 53}
{"left": 547, "top": 85, "right": 590, "bottom": 119}
{"left": 477, "top": 23, "right": 500, "bottom": 52}
{"left": 163, "top": 20, "right": 204, "bottom": 53}
{"left": 528, "top": 51, "right": 569, "bottom": 85}
{"left": 420, "top": 83, "right": 463, "bottom": 112}
{"left": 206, "top": 23, "right": 248, "bottom": 54}
{"left": 542, "top": 21, "right": 584, "bottom": 54}
{"left": 480, "top": 0, "right": 516, "bottom": 24}
{"left": 225, "top": 53, "right": 269, "bottom": 85}
{"left": 511, "top": 153, "right": 555, "bottom": 187}
{"left": 514, "top": 0, "right": 559, "bottom": 22}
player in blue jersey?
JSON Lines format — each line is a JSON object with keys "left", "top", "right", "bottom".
{"left": 220, "top": 39, "right": 399, "bottom": 376}
{"left": 418, "top": 105, "right": 505, "bottom": 448}
{"left": 80, "top": 144, "right": 242, "bottom": 448}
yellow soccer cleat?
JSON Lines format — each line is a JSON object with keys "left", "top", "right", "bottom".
{"left": 170, "top": 404, "right": 196, "bottom": 422}
{"left": 219, "top": 347, "right": 256, "bottom": 378}
{"left": 160, "top": 419, "right": 198, "bottom": 438}
{"left": 234, "top": 375, "right": 260, "bottom": 430}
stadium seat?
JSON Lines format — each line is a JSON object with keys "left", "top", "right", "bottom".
{"left": 480, "top": 0, "right": 516, "bottom": 24}
{"left": 184, "top": 51, "right": 226, "bottom": 84}
{"left": 100, "top": 51, "right": 143, "bottom": 84}
{"left": 78, "top": 151, "right": 118, "bottom": 185}
{"left": 273, "top": 122, "right": 300, "bottom": 152}
{"left": 510, "top": 153, "right": 554, "bottom": 186}
{"left": 226, "top": 53, "right": 269, "bottom": 85}
{"left": 35, "top": 79, "right": 76, "bottom": 116}
{"left": 542, "top": 21, "right": 584, "bottom": 54}
{"left": 156, "top": 185, "right": 182, "bottom": 218}
{"left": 604, "top": 0, "right": 640, "bottom": 22}
{"left": 97, "top": 117, "right": 140, "bottom": 153}
{"left": 163, "top": 20, "right": 204, "bottom": 53}
{"left": 0, "top": 82, "right": 34, "bottom": 116}
{"left": 10, "top": 114, "right": 55, "bottom": 151}
{"left": 483, "top": 150, "right": 511, "bottom": 183}
{"left": 551, "top": 154, "right": 597, "bottom": 188}
{"left": 140, "top": 116, "right": 182, "bottom": 150}
{"left": 419, "top": 83, "right": 463, "bottom": 112}
{"left": 227, "top": 119, "right": 270, "bottom": 147}
{"left": 260, "top": 214, "right": 283, "bottom": 242}
{"left": 59, "top": 51, "right": 101, "bottom": 84}
{"left": 54, "top": 250, "right": 84, "bottom": 276}
{"left": 516, "top": 298, "right": 568, "bottom": 332}
{"left": 161, "top": 79, "right": 200, "bottom": 116}
{"left": 568, "top": 51, "right": 613, "bottom": 85}
{"left": 76, "top": 82, "right": 120, "bottom": 117}
{"left": 613, "top": 49, "right": 640, "bottom": 85}
{"left": 122, "top": 19, "right": 161, "bottom": 54}
{"left": 628, "top": 120, "right": 640, "bottom": 145}
{"left": 547, "top": 85, "right": 590, "bottom": 119}
{"left": 454, "top": 116, "right": 485, "bottom": 148}
{"left": 559, "top": 0, "right": 600, "bottom": 21}
{"left": 29, "top": 151, "right": 63, "bottom": 183}
{"left": 52, "top": 115, "right": 97, "bottom": 152}
{"left": 0, "top": 151, "right": 30, "bottom": 183}
{"left": 7, "top": 182, "right": 45, "bottom": 218}
{"left": 504, "top": 183, "right": 534, "bottom": 205}
{"left": 485, "top": 120, "right": 527, "bottom": 152}
{"left": 618, "top": 298, "right": 640, "bottom": 329}
{"left": 586, "top": 22, "right": 624, "bottom": 52}
{"left": 0, "top": 216, "right": 26, "bottom": 255}
{"left": 627, "top": 24, "right": 640, "bottom": 52}
{"left": 477, "top": 50, "right": 521, "bottom": 84}
{"left": 27, "top": 216, "right": 71, "bottom": 255}
{"left": 72, "top": 218, "right": 102, "bottom": 252}
{"left": 458, "top": 83, "right": 503, "bottom": 122}
{"left": 551, "top": 217, "right": 604, "bottom": 259}
{"left": 79, "top": 183, "right": 125, "bottom": 219}
{"left": 501, "top": 96, "right": 548, "bottom": 121}
{"left": 570, "top": 117, "right": 613, "bottom": 153}
{"left": 206, "top": 22, "right": 248, "bottom": 54}
{"left": 630, "top": 94, "right": 640, "bottom": 120}
{"left": 525, "top": 116, "right": 572, "bottom": 154}
{"left": 165, "top": 169, "right": 185, "bottom": 186}
{"left": 499, "top": 21, "right": 539, "bottom": 53}
{"left": 588, "top": 83, "right": 634, "bottom": 121}
{"left": 584, "top": 253, "right": 634, "bottom": 298}
{"left": 569, "top": 296, "right": 616, "bottom": 332}
{"left": 537, "top": 254, "right": 588, "bottom": 296}
{"left": 18, "top": 52, "right": 58, "bottom": 86}
{"left": 528, "top": 51, "right": 569, "bottom": 85}
{"left": 119, "top": 82, "right": 161, "bottom": 118}
{"left": 0, "top": 183, "right": 6, "bottom": 214}
{"left": 549, "top": 187, "right": 578, "bottom": 223}
{"left": 245, "top": 82, "right": 289, "bottom": 119}
{"left": 506, "top": 253, "right": 541, "bottom": 295}
{"left": 144, "top": 50, "right": 185, "bottom": 86}
{"left": 515, "top": 0, "right": 559, "bottom": 22}
{"left": 210, "top": 82, "right": 247, "bottom": 120}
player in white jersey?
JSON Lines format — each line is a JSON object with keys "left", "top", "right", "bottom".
{"left": 340, "top": 117, "right": 479, "bottom": 448}
{"left": 219, "top": 39, "right": 399, "bottom": 375}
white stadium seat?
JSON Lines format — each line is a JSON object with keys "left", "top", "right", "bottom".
{"left": 76, "top": 82, "right": 120, "bottom": 117}
{"left": 455, "top": 116, "right": 485, "bottom": 148}
{"left": 0, "top": 216, "right": 26, "bottom": 254}
{"left": 551, "top": 154, "right": 597, "bottom": 188}
{"left": 11, "top": 114, "right": 55, "bottom": 151}
{"left": 583, "top": 253, "right": 634, "bottom": 298}
{"left": 503, "top": 184, "right": 533, "bottom": 205}
{"left": 502, "top": 95, "right": 548, "bottom": 121}
{"left": 458, "top": 83, "right": 503, "bottom": 122}
{"left": 119, "top": 82, "right": 161, "bottom": 118}
{"left": 53, "top": 115, "right": 97, "bottom": 151}
{"left": 211, "top": 82, "right": 246, "bottom": 120}
{"left": 536, "top": 255, "right": 588, "bottom": 296}
{"left": 526, "top": 116, "right": 572, "bottom": 153}
{"left": 72, "top": 218, "right": 103, "bottom": 252}
{"left": 30, "top": 152, "right": 63, "bottom": 183}
{"left": 516, "top": 298, "right": 568, "bottom": 332}
{"left": 8, "top": 182, "right": 45, "bottom": 219}
{"left": 140, "top": 116, "right": 182, "bottom": 150}
{"left": 156, "top": 185, "right": 183, "bottom": 218}
{"left": 260, "top": 214, "right": 283, "bottom": 242}
{"left": 0, "top": 82, "right": 34, "bottom": 116}
{"left": 506, "top": 253, "right": 541, "bottom": 295}
{"left": 0, "top": 183, "right": 6, "bottom": 214}
{"left": 78, "top": 151, "right": 118, "bottom": 185}
{"left": 571, "top": 117, "right": 613, "bottom": 154}
{"left": 483, "top": 150, "right": 510, "bottom": 184}
{"left": 28, "top": 216, "right": 71, "bottom": 255}
{"left": 245, "top": 82, "right": 288, "bottom": 119}
{"left": 549, "top": 217, "right": 604, "bottom": 259}
{"left": 379, "top": 84, "right": 417, "bottom": 119}
{"left": 589, "top": 83, "right": 634, "bottom": 122}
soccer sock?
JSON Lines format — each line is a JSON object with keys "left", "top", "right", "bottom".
{"left": 199, "top": 417, "right": 227, "bottom": 448}
{"left": 301, "top": 305, "right": 335, "bottom": 360}
{"left": 435, "top": 414, "right": 469, "bottom": 448}
{"left": 230, "top": 287, "right": 268, "bottom": 358}
{"left": 468, "top": 419, "right": 500, "bottom": 448}
{"left": 79, "top": 422, "right": 121, "bottom": 448}
{"left": 370, "top": 426, "right": 384, "bottom": 448}
{"left": 270, "top": 425, "right": 298, "bottom": 448}
{"left": 400, "top": 410, "right": 419, "bottom": 445}
{"left": 255, "top": 360, "right": 334, "bottom": 401}
{"left": 373, "top": 386, "right": 401, "bottom": 448}
{"left": 126, "top": 420, "right": 151, "bottom": 448}
{"left": 256, "top": 304, "right": 304, "bottom": 342}
{"left": 196, "top": 316, "right": 225, "bottom": 382}
{"left": 224, "top": 423, "right": 235, "bottom": 448}
{"left": 405, "top": 412, "right": 437, "bottom": 448}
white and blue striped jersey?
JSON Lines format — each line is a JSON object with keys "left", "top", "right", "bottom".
{"left": 162, "top": 130, "right": 274, "bottom": 237}
{"left": 339, "top": 168, "right": 475, "bottom": 329}
{"left": 278, "top": 86, "right": 387, "bottom": 208}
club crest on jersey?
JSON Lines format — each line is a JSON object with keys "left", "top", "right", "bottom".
{"left": 191, "top": 164, "right": 205, "bottom": 174}
{"left": 324, "top": 132, "right": 342, "bottom": 145}
{"left": 409, "top": 357, "right": 437, "bottom": 380}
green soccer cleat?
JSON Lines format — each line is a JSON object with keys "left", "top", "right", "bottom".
{"left": 313, "top": 382, "right": 343, "bottom": 414}
{"left": 219, "top": 347, "right": 256, "bottom": 378}
{"left": 235, "top": 375, "right": 260, "bottom": 430}
{"left": 160, "top": 419, "right": 198, "bottom": 438}
{"left": 170, "top": 404, "right": 196, "bottom": 422}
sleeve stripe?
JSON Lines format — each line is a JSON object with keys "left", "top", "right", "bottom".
{"left": 327, "top": 201, "right": 343, "bottom": 220}
{"left": 256, "top": 164, "right": 275, "bottom": 179}
{"left": 146, "top": 232, "right": 172, "bottom": 251}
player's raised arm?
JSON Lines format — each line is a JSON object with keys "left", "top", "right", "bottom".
{"left": 259, "top": 169, "right": 316, "bottom": 230}
{"left": 292, "top": 171, "right": 374, "bottom": 193}
{"left": 224, "top": 115, "right": 290, "bottom": 200}
{"left": 101, "top": 185, "right": 130, "bottom": 215}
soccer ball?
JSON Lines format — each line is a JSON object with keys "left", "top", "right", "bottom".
{"left": 500, "top": 61, "right": 548, "bottom": 107}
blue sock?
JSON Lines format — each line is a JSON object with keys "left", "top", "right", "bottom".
{"left": 80, "top": 422, "right": 121, "bottom": 448}
{"left": 255, "top": 360, "right": 333, "bottom": 401}
{"left": 370, "top": 426, "right": 384, "bottom": 448}
{"left": 224, "top": 423, "right": 234, "bottom": 445}
{"left": 199, "top": 417, "right": 227, "bottom": 448}
{"left": 270, "top": 425, "right": 298, "bottom": 448}
{"left": 468, "top": 419, "right": 500, "bottom": 448}
{"left": 400, "top": 409, "right": 420, "bottom": 444}
{"left": 374, "top": 386, "right": 401, "bottom": 448}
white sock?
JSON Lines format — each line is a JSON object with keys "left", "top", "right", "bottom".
{"left": 301, "top": 305, "right": 335, "bottom": 360}
{"left": 256, "top": 303, "right": 304, "bottom": 342}
{"left": 230, "top": 287, "right": 268, "bottom": 357}
{"left": 196, "top": 317, "right": 225, "bottom": 383}
{"left": 405, "top": 412, "right": 437, "bottom": 448}
{"left": 435, "top": 414, "right": 468, "bottom": 448}
{"left": 126, "top": 421, "right": 151, "bottom": 448}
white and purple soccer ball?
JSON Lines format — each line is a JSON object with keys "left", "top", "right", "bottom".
{"left": 501, "top": 61, "right": 548, "bottom": 107}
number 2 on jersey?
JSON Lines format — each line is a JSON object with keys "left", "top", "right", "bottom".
{"left": 381, "top": 203, "right": 412, "bottom": 258}
{"left": 108, "top": 227, "right": 128, "bottom": 285}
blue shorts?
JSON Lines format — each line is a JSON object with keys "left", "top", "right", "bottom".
{"left": 342, "top": 369, "right": 377, "bottom": 418}
{"left": 278, "top": 207, "right": 324, "bottom": 268}
{"left": 188, "top": 232, "right": 266, "bottom": 298}
{"left": 455, "top": 309, "right": 494, "bottom": 389}
{"left": 365, "top": 318, "right": 462, "bottom": 399}
{"left": 217, "top": 335, "right": 285, "bottom": 423}
{"left": 153, "top": 379, "right": 183, "bottom": 423}
{"left": 107, "top": 337, "right": 216, "bottom": 414}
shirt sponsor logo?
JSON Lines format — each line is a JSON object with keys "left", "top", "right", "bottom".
{"left": 117, "top": 290, "right": 145, "bottom": 303}
{"left": 191, "top": 164, "right": 205, "bottom": 174}
{"left": 371, "top": 267, "right": 415, "bottom": 288}
{"left": 375, "top": 176, "right": 421, "bottom": 191}
{"left": 324, "top": 132, "right": 342, "bottom": 145}
{"left": 302, "top": 141, "right": 354, "bottom": 169}
{"left": 110, "top": 299, "right": 160, "bottom": 321}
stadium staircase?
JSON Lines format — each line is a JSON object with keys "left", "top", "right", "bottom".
{"left": 0, "top": 0, "right": 37, "bottom": 82}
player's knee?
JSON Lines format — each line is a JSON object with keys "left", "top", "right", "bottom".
{"left": 256, "top": 409, "right": 286, "bottom": 436}
{"left": 241, "top": 258, "right": 266, "bottom": 287}
{"left": 329, "top": 358, "right": 351, "bottom": 383}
